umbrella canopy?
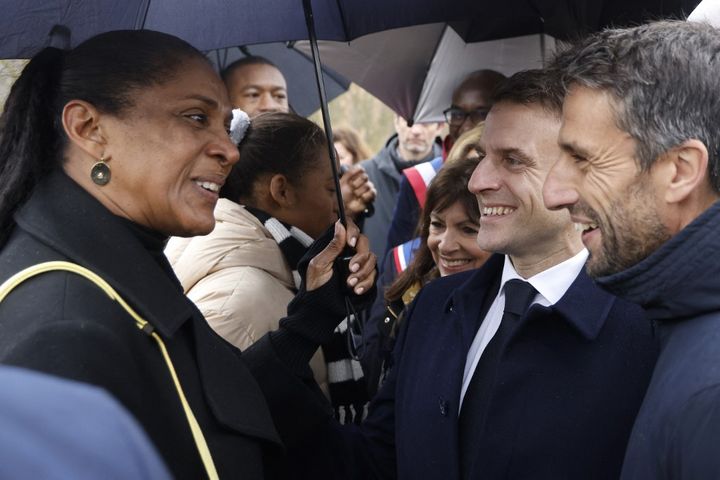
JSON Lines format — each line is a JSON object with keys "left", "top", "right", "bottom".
{"left": 0, "top": 0, "right": 700, "bottom": 59}
{"left": 0, "top": 0, "right": 701, "bottom": 225}
{"left": 295, "top": 24, "right": 557, "bottom": 123}
{"left": 208, "top": 43, "right": 349, "bottom": 117}
{"left": 0, "top": 0, "right": 476, "bottom": 59}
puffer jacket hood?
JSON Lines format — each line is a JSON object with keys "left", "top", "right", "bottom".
{"left": 166, "top": 199, "right": 294, "bottom": 294}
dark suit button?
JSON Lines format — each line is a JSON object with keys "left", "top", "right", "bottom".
{"left": 384, "top": 317, "right": 391, "bottom": 324}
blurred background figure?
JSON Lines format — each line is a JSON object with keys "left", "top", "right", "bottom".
{"left": 222, "top": 56, "right": 376, "bottom": 221}
{"left": 360, "top": 134, "right": 490, "bottom": 394}
{"left": 222, "top": 56, "right": 288, "bottom": 117}
{"left": 0, "top": 366, "right": 170, "bottom": 479}
{"left": 333, "top": 125, "right": 371, "bottom": 166}
{"left": 385, "top": 69, "right": 506, "bottom": 256}
{"left": 167, "top": 112, "right": 369, "bottom": 423}
{"left": 360, "top": 116, "right": 444, "bottom": 256}
{"left": 442, "top": 69, "right": 506, "bottom": 154}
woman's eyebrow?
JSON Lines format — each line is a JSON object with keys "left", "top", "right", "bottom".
{"left": 182, "top": 94, "right": 219, "bottom": 109}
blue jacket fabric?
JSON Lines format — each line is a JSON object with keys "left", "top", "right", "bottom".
{"left": 597, "top": 200, "right": 720, "bottom": 480}
{"left": 324, "top": 253, "right": 658, "bottom": 479}
{"left": 0, "top": 366, "right": 170, "bottom": 479}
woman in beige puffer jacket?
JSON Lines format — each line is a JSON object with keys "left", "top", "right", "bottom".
{"left": 165, "top": 111, "right": 354, "bottom": 400}
{"left": 165, "top": 198, "right": 330, "bottom": 396}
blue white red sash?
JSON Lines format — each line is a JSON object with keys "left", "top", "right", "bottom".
{"left": 392, "top": 237, "right": 422, "bottom": 273}
{"left": 403, "top": 157, "right": 443, "bottom": 209}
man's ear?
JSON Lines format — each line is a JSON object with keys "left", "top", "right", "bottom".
{"left": 663, "top": 139, "right": 710, "bottom": 204}
{"left": 61, "top": 100, "right": 107, "bottom": 159}
{"left": 268, "top": 174, "right": 295, "bottom": 207}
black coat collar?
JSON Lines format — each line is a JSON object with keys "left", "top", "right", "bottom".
{"left": 14, "top": 171, "right": 195, "bottom": 337}
{"left": 449, "top": 253, "right": 616, "bottom": 343}
{"left": 597, "top": 199, "right": 720, "bottom": 322}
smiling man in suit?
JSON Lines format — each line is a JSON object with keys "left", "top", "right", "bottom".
{"left": 351, "top": 69, "right": 659, "bottom": 479}
{"left": 543, "top": 20, "right": 720, "bottom": 479}
{"left": 248, "top": 68, "right": 660, "bottom": 480}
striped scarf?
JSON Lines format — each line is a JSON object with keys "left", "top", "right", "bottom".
{"left": 247, "top": 207, "right": 369, "bottom": 424}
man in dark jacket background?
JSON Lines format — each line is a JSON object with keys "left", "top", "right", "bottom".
{"left": 360, "top": 116, "right": 443, "bottom": 256}
{"left": 544, "top": 20, "right": 720, "bottom": 479}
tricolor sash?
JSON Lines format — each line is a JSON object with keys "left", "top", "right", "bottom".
{"left": 392, "top": 237, "right": 422, "bottom": 273}
{"left": 402, "top": 157, "right": 443, "bottom": 209}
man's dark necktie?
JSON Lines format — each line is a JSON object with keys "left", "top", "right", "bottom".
{"left": 458, "top": 278, "right": 538, "bottom": 479}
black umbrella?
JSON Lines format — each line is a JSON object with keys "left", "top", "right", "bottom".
{"left": 0, "top": 0, "right": 702, "bottom": 224}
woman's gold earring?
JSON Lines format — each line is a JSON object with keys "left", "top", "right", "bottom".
{"left": 90, "top": 155, "right": 111, "bottom": 186}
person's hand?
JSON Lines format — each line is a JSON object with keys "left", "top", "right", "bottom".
{"left": 340, "top": 165, "right": 376, "bottom": 218}
{"left": 306, "top": 219, "right": 376, "bottom": 294}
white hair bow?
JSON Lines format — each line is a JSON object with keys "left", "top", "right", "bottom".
{"left": 230, "top": 108, "right": 250, "bottom": 145}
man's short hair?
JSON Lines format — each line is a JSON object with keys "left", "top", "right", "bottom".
{"left": 551, "top": 20, "right": 720, "bottom": 192}
{"left": 491, "top": 68, "right": 564, "bottom": 117}
{"left": 220, "top": 55, "right": 280, "bottom": 85}
{"left": 455, "top": 69, "right": 507, "bottom": 98}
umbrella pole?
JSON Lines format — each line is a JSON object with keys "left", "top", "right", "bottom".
{"left": 302, "top": 0, "right": 348, "bottom": 227}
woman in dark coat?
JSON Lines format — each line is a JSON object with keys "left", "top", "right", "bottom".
{"left": 0, "top": 30, "right": 375, "bottom": 479}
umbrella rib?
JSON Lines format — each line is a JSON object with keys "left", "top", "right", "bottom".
{"left": 410, "top": 24, "right": 449, "bottom": 125}
{"left": 293, "top": 46, "right": 351, "bottom": 88}
{"left": 335, "top": 0, "right": 351, "bottom": 40}
{"left": 135, "top": 0, "right": 152, "bottom": 29}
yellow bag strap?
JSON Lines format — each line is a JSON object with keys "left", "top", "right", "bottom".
{"left": 0, "top": 261, "right": 219, "bottom": 480}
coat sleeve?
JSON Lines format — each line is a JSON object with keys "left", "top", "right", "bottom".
{"left": 243, "top": 255, "right": 429, "bottom": 479}
{"left": 188, "top": 265, "right": 331, "bottom": 398}
{"left": 666, "top": 384, "right": 720, "bottom": 479}
{"left": 384, "top": 177, "right": 421, "bottom": 262}
{"left": 0, "top": 305, "right": 147, "bottom": 417}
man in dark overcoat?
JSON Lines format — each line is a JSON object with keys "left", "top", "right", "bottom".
{"left": 267, "top": 68, "right": 658, "bottom": 480}
{"left": 544, "top": 20, "right": 720, "bottom": 479}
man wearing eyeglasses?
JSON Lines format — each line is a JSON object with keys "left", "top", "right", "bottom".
{"left": 383, "top": 70, "right": 506, "bottom": 258}
{"left": 443, "top": 70, "right": 506, "bottom": 156}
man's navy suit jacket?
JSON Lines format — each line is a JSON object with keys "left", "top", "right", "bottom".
{"left": 339, "top": 254, "right": 658, "bottom": 479}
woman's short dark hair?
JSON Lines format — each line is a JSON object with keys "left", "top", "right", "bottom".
{"left": 385, "top": 126, "right": 483, "bottom": 302}
{"left": 0, "top": 29, "right": 208, "bottom": 246}
{"left": 221, "top": 112, "right": 327, "bottom": 202}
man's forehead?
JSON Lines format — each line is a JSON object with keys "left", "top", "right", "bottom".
{"left": 482, "top": 102, "right": 560, "bottom": 153}
{"left": 559, "top": 86, "right": 621, "bottom": 145}
{"left": 452, "top": 85, "right": 491, "bottom": 106}
{"left": 229, "top": 63, "right": 287, "bottom": 88}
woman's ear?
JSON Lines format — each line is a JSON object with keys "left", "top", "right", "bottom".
{"left": 61, "top": 100, "right": 107, "bottom": 159}
{"left": 268, "top": 174, "right": 296, "bottom": 207}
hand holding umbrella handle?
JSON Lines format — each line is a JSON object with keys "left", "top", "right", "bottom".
{"left": 306, "top": 220, "right": 376, "bottom": 296}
